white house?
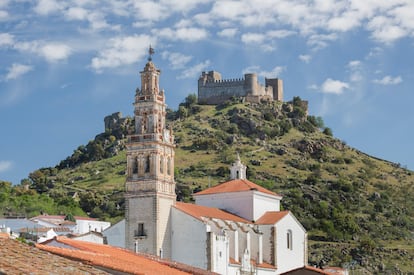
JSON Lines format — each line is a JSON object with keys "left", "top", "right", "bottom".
{"left": 69, "top": 231, "right": 104, "bottom": 244}
{"left": 31, "top": 215, "right": 110, "bottom": 234}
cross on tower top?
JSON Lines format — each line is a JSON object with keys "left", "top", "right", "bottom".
{"left": 148, "top": 45, "right": 155, "bottom": 61}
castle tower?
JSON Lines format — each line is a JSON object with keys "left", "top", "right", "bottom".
{"left": 125, "top": 47, "right": 175, "bottom": 258}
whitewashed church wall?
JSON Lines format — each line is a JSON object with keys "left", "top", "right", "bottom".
{"left": 195, "top": 191, "right": 254, "bottom": 221}
{"left": 258, "top": 225, "right": 273, "bottom": 264}
{"left": 275, "top": 214, "right": 306, "bottom": 274}
{"left": 171, "top": 208, "right": 208, "bottom": 269}
{"left": 252, "top": 193, "right": 281, "bottom": 221}
{"left": 211, "top": 233, "right": 230, "bottom": 274}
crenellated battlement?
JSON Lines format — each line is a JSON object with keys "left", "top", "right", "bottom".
{"left": 204, "top": 78, "right": 245, "bottom": 85}
{"left": 198, "top": 70, "right": 283, "bottom": 105}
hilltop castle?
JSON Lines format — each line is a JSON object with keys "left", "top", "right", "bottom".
{"left": 198, "top": 71, "right": 283, "bottom": 104}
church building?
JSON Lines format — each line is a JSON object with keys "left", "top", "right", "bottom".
{"left": 125, "top": 48, "right": 307, "bottom": 274}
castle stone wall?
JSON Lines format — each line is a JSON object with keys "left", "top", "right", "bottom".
{"left": 198, "top": 70, "right": 282, "bottom": 105}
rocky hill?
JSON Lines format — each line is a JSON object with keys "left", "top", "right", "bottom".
{"left": 1, "top": 96, "right": 413, "bottom": 273}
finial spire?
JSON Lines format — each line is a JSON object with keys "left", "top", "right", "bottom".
{"left": 148, "top": 45, "right": 155, "bottom": 61}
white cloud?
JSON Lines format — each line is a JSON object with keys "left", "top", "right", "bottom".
{"left": 373, "top": 75, "right": 402, "bottom": 85}
{"left": 165, "top": 0, "right": 211, "bottom": 14}
{"left": 367, "top": 47, "right": 383, "bottom": 58}
{"left": 347, "top": 60, "right": 363, "bottom": 82}
{"left": 161, "top": 51, "right": 192, "bottom": 70}
{"left": 155, "top": 27, "right": 208, "bottom": 42}
{"left": 131, "top": 1, "right": 167, "bottom": 22}
{"left": 389, "top": 3, "right": 414, "bottom": 30}
{"left": 132, "top": 21, "right": 153, "bottom": 28}
{"left": 367, "top": 15, "right": 407, "bottom": 43}
{"left": 11, "top": 39, "right": 72, "bottom": 63}
{"left": 0, "top": 1, "right": 9, "bottom": 8}
{"left": 90, "top": 35, "right": 153, "bottom": 72}
{"left": 0, "top": 160, "right": 12, "bottom": 173}
{"left": 34, "top": 0, "right": 64, "bottom": 15}
{"left": 298, "top": 54, "right": 311, "bottom": 63}
{"left": 40, "top": 43, "right": 72, "bottom": 62}
{"left": 0, "top": 9, "right": 8, "bottom": 20}
{"left": 178, "top": 60, "right": 210, "bottom": 79}
{"left": 267, "top": 30, "right": 296, "bottom": 38}
{"left": 217, "top": 28, "right": 238, "bottom": 38}
{"left": 321, "top": 78, "right": 349, "bottom": 94}
{"left": 243, "top": 65, "right": 285, "bottom": 78}
{"left": 0, "top": 32, "right": 14, "bottom": 47}
{"left": 241, "top": 33, "right": 265, "bottom": 44}
{"left": 348, "top": 60, "right": 361, "bottom": 68}
{"left": 5, "top": 63, "right": 33, "bottom": 80}
{"left": 327, "top": 11, "right": 361, "bottom": 32}
{"left": 307, "top": 33, "right": 338, "bottom": 50}
{"left": 65, "top": 7, "right": 88, "bottom": 21}
{"left": 87, "top": 12, "right": 120, "bottom": 31}
{"left": 210, "top": 1, "right": 245, "bottom": 20}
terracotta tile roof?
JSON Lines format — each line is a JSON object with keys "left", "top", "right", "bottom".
{"left": 256, "top": 261, "right": 277, "bottom": 269}
{"left": 37, "top": 236, "right": 215, "bottom": 275}
{"left": 255, "top": 211, "right": 290, "bottom": 225}
{"left": 229, "top": 257, "right": 239, "bottom": 264}
{"left": 229, "top": 257, "right": 276, "bottom": 270}
{"left": 175, "top": 202, "right": 250, "bottom": 223}
{"left": 194, "top": 179, "right": 281, "bottom": 197}
{"left": 0, "top": 235, "right": 109, "bottom": 274}
{"left": 32, "top": 215, "right": 97, "bottom": 221}
{"left": 280, "top": 265, "right": 335, "bottom": 275}
{"left": 19, "top": 226, "right": 72, "bottom": 233}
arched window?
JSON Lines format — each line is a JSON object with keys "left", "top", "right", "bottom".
{"left": 160, "top": 156, "right": 164, "bottom": 173}
{"left": 167, "top": 157, "right": 171, "bottom": 175}
{"left": 145, "top": 155, "right": 150, "bottom": 173}
{"left": 236, "top": 170, "right": 240, "bottom": 179}
{"left": 287, "top": 230, "right": 293, "bottom": 250}
{"left": 132, "top": 157, "right": 138, "bottom": 174}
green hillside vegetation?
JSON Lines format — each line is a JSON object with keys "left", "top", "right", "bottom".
{"left": 1, "top": 95, "right": 413, "bottom": 273}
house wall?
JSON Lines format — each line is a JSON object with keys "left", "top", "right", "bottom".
{"left": 103, "top": 219, "right": 125, "bottom": 248}
{"left": 171, "top": 208, "right": 208, "bottom": 269}
{"left": 72, "top": 233, "right": 103, "bottom": 244}
{"left": 275, "top": 214, "right": 306, "bottom": 274}
{"left": 75, "top": 220, "right": 110, "bottom": 234}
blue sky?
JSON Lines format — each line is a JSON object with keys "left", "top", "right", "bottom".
{"left": 1, "top": 0, "right": 413, "bottom": 184}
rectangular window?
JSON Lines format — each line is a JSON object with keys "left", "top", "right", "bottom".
{"left": 135, "top": 223, "right": 146, "bottom": 237}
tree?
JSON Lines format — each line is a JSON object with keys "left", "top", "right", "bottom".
{"left": 64, "top": 213, "right": 76, "bottom": 222}
{"left": 178, "top": 106, "right": 188, "bottom": 119}
{"left": 182, "top": 93, "right": 197, "bottom": 107}
{"left": 79, "top": 192, "right": 103, "bottom": 213}
{"left": 323, "top": 127, "right": 333, "bottom": 136}
{"left": 29, "top": 170, "right": 48, "bottom": 193}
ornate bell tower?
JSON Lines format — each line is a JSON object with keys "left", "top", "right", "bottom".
{"left": 125, "top": 47, "right": 175, "bottom": 258}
